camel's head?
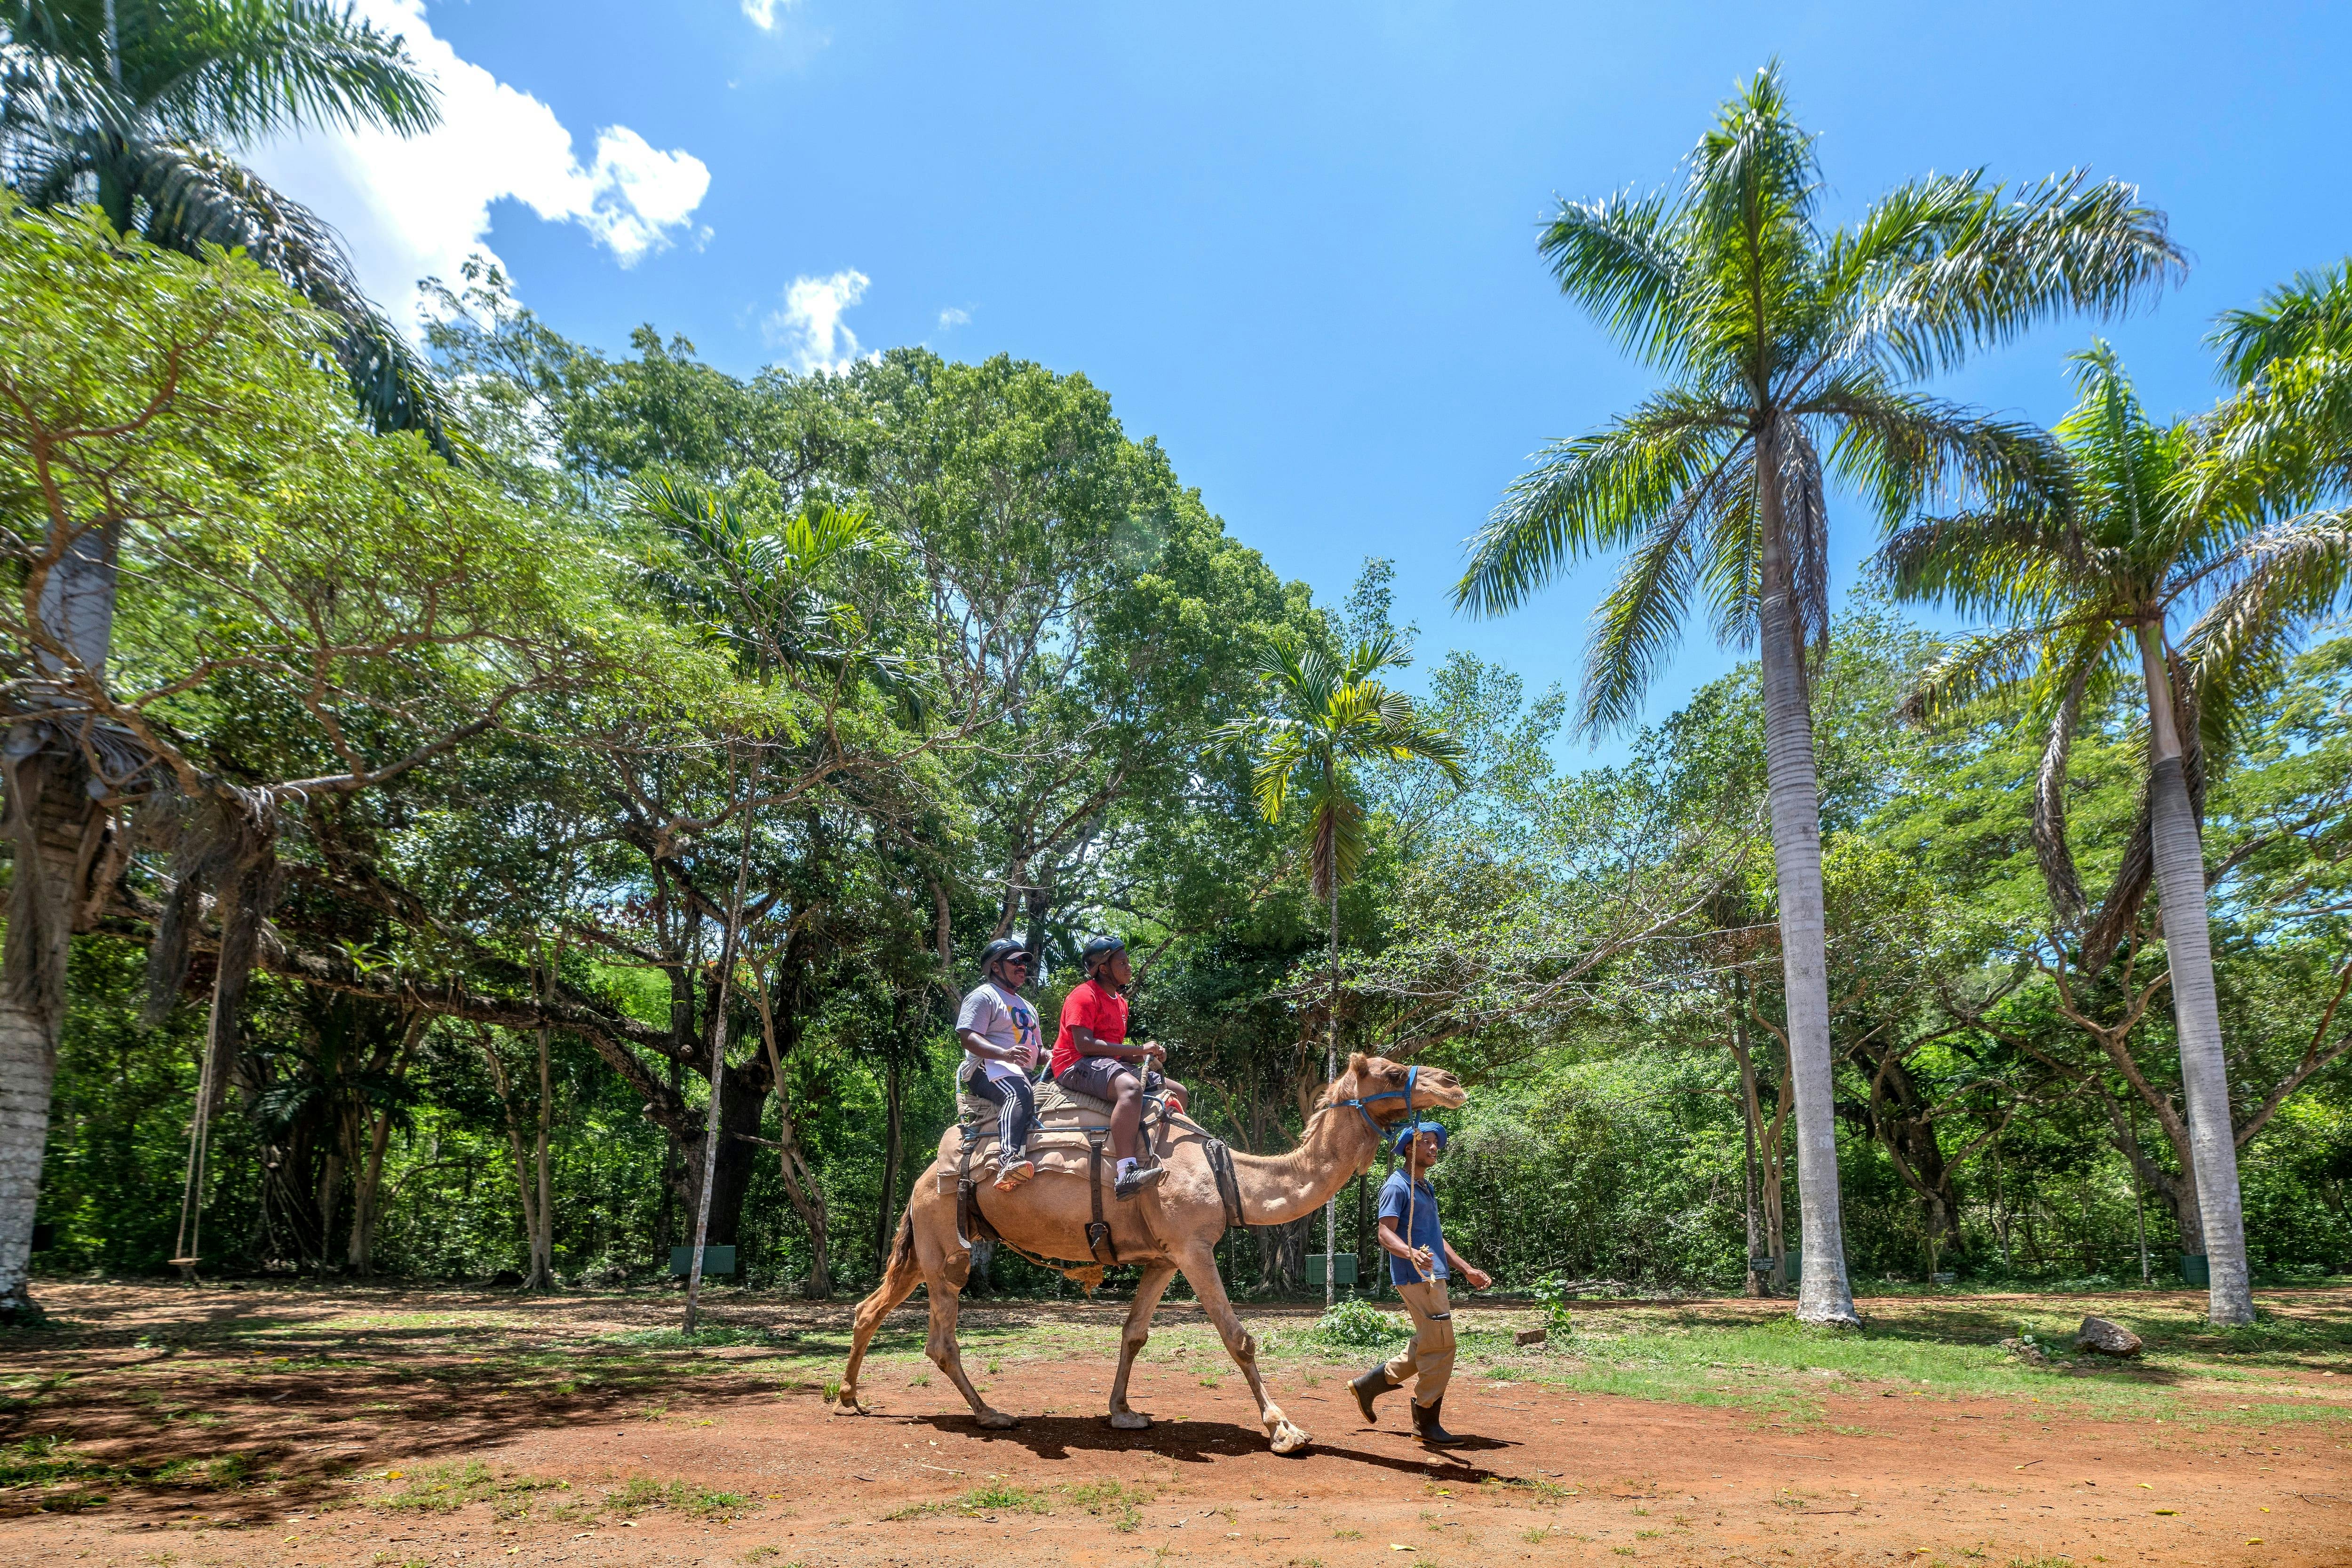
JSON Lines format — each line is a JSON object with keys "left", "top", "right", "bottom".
{"left": 1339, "top": 1052, "right": 1467, "bottom": 1124}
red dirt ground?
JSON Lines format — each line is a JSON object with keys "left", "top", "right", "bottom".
{"left": 0, "top": 1285, "right": 2344, "bottom": 1566}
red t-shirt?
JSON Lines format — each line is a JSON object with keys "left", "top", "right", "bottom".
{"left": 1051, "top": 979, "right": 1129, "bottom": 1078}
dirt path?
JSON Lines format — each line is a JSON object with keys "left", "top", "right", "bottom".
{"left": 1, "top": 1285, "right": 2344, "bottom": 1566}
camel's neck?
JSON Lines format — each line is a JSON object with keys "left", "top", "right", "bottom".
{"left": 1227, "top": 1101, "right": 1383, "bottom": 1227}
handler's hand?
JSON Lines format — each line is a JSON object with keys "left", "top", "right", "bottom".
{"left": 1462, "top": 1266, "right": 1493, "bottom": 1291}
{"left": 1409, "top": 1246, "right": 1436, "bottom": 1274}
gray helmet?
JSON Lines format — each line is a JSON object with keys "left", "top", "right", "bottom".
{"left": 979, "top": 937, "right": 1031, "bottom": 975}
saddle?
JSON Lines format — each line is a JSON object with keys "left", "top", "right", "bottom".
{"left": 946, "top": 1077, "right": 1196, "bottom": 1279}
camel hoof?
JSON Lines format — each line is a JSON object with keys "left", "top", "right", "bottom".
{"left": 1269, "top": 1421, "right": 1311, "bottom": 1455}
{"left": 975, "top": 1408, "right": 1019, "bottom": 1430}
{"left": 833, "top": 1392, "right": 865, "bottom": 1416}
{"left": 1108, "top": 1410, "right": 1153, "bottom": 1431}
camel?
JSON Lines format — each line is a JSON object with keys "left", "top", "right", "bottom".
{"left": 834, "top": 1052, "right": 1466, "bottom": 1454}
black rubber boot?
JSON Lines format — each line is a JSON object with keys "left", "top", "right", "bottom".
{"left": 1411, "top": 1396, "right": 1469, "bottom": 1447}
{"left": 1349, "top": 1362, "right": 1401, "bottom": 1423}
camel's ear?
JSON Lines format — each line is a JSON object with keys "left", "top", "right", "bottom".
{"left": 1346, "top": 1051, "right": 1368, "bottom": 1075}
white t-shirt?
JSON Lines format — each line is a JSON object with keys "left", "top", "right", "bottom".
{"left": 956, "top": 981, "right": 1041, "bottom": 1082}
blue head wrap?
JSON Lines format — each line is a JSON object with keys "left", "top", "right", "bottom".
{"left": 1391, "top": 1120, "right": 1448, "bottom": 1156}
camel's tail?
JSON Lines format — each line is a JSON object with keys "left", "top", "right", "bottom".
{"left": 886, "top": 1204, "right": 916, "bottom": 1277}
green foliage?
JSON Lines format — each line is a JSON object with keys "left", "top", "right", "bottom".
{"left": 1315, "top": 1297, "right": 1406, "bottom": 1347}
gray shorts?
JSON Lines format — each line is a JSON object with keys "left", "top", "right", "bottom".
{"left": 1057, "top": 1055, "right": 1181, "bottom": 1104}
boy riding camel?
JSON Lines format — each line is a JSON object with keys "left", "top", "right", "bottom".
{"left": 1052, "top": 934, "right": 1185, "bottom": 1200}
{"left": 1352, "top": 1120, "right": 1490, "bottom": 1447}
{"left": 955, "top": 937, "right": 1044, "bottom": 1193}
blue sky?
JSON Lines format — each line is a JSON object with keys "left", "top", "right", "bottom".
{"left": 259, "top": 1, "right": 2351, "bottom": 759}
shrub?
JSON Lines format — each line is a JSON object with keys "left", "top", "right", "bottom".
{"left": 1315, "top": 1298, "right": 1406, "bottom": 1347}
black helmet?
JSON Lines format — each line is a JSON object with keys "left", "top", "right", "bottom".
{"left": 979, "top": 937, "right": 1031, "bottom": 973}
{"left": 1080, "top": 934, "right": 1127, "bottom": 973}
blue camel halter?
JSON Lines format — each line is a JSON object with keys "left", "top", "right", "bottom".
{"left": 1332, "top": 1063, "right": 1421, "bottom": 1133}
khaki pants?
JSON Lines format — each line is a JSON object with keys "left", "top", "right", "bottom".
{"left": 1383, "top": 1278, "right": 1456, "bottom": 1406}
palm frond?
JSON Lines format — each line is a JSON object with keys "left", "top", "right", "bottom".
{"left": 1808, "top": 370, "right": 2065, "bottom": 527}
{"left": 1454, "top": 393, "right": 1745, "bottom": 617}
{"left": 134, "top": 0, "right": 441, "bottom": 143}
{"left": 1576, "top": 460, "right": 1713, "bottom": 736}
{"left": 1687, "top": 58, "right": 1820, "bottom": 250}
{"left": 118, "top": 138, "right": 457, "bottom": 454}
{"left": 1538, "top": 187, "right": 1693, "bottom": 371}
{"left": 2199, "top": 264, "right": 2352, "bottom": 515}
{"left": 1850, "top": 171, "right": 2182, "bottom": 382}
{"left": 1775, "top": 419, "right": 1831, "bottom": 665}
{"left": 1898, "top": 622, "right": 2072, "bottom": 724}
{"left": 2179, "top": 508, "right": 2352, "bottom": 757}
{"left": 1367, "top": 687, "right": 1468, "bottom": 784}
{"left": 2209, "top": 260, "right": 2352, "bottom": 389}
{"left": 2028, "top": 622, "right": 2115, "bottom": 927}
{"left": 1306, "top": 783, "right": 1366, "bottom": 903}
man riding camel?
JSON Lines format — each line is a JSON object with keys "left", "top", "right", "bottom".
{"left": 955, "top": 937, "right": 1044, "bottom": 1193}
{"left": 1052, "top": 934, "right": 1185, "bottom": 1200}
{"left": 1352, "top": 1120, "right": 1490, "bottom": 1447}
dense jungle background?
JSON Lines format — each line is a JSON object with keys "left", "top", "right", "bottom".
{"left": 12, "top": 248, "right": 2348, "bottom": 1307}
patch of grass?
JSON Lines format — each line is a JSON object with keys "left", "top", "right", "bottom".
{"left": 606, "top": 1324, "right": 778, "bottom": 1349}
{"left": 1065, "top": 1476, "right": 1151, "bottom": 1531}
{"left": 0, "top": 1434, "right": 103, "bottom": 1487}
{"left": 380, "top": 1461, "right": 566, "bottom": 1517}
{"left": 608, "top": 1477, "right": 754, "bottom": 1520}
{"left": 888, "top": 1481, "right": 1050, "bottom": 1520}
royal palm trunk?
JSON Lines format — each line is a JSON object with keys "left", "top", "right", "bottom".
{"left": 2136, "top": 627, "right": 2254, "bottom": 1325}
{"left": 1755, "top": 439, "right": 1859, "bottom": 1327}
{"left": 2, "top": 518, "right": 126, "bottom": 1309}
{"left": 0, "top": 752, "right": 91, "bottom": 1315}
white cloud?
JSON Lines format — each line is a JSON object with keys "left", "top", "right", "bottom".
{"left": 247, "top": 0, "right": 710, "bottom": 330}
{"left": 742, "top": 0, "right": 794, "bottom": 28}
{"left": 765, "top": 269, "right": 871, "bottom": 373}
{"left": 937, "top": 307, "right": 970, "bottom": 329}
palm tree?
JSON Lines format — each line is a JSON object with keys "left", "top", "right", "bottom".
{"left": 1452, "top": 63, "right": 2180, "bottom": 1326}
{"left": 1219, "top": 629, "right": 1464, "bottom": 1307}
{"left": 0, "top": 0, "right": 441, "bottom": 1318}
{"left": 1887, "top": 343, "right": 2352, "bottom": 1326}
{"left": 2, "top": 0, "right": 450, "bottom": 447}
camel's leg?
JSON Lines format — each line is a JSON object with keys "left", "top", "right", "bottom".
{"left": 1106, "top": 1261, "right": 1178, "bottom": 1430}
{"left": 837, "top": 1210, "right": 923, "bottom": 1414}
{"left": 1173, "top": 1244, "right": 1309, "bottom": 1455}
{"left": 925, "top": 1270, "right": 1016, "bottom": 1429}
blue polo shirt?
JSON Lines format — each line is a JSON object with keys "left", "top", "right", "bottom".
{"left": 1377, "top": 1168, "right": 1446, "bottom": 1286}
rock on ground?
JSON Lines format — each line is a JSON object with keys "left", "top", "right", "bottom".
{"left": 2074, "top": 1314, "right": 2143, "bottom": 1356}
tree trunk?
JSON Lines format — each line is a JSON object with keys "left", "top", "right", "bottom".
{"left": 1755, "top": 443, "right": 1859, "bottom": 1327}
{"left": 530, "top": 1019, "right": 554, "bottom": 1290}
{"left": 1734, "top": 1007, "right": 1764, "bottom": 1298}
{"left": 315, "top": 1148, "right": 343, "bottom": 1276}
{"left": 874, "top": 1056, "right": 904, "bottom": 1280}
{"left": 1324, "top": 872, "right": 1339, "bottom": 1311}
{"left": 773, "top": 1101, "right": 831, "bottom": 1296}
{"left": 0, "top": 748, "right": 93, "bottom": 1316}
{"left": 478, "top": 1030, "right": 545, "bottom": 1284}
{"left": 349, "top": 1105, "right": 394, "bottom": 1273}
{"left": 2136, "top": 626, "right": 2253, "bottom": 1324}
{"left": 750, "top": 962, "right": 830, "bottom": 1297}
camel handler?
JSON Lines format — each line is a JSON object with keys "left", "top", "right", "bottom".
{"left": 1351, "top": 1121, "right": 1490, "bottom": 1447}
{"left": 956, "top": 937, "right": 1046, "bottom": 1192}
{"left": 1052, "top": 934, "right": 1186, "bottom": 1200}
